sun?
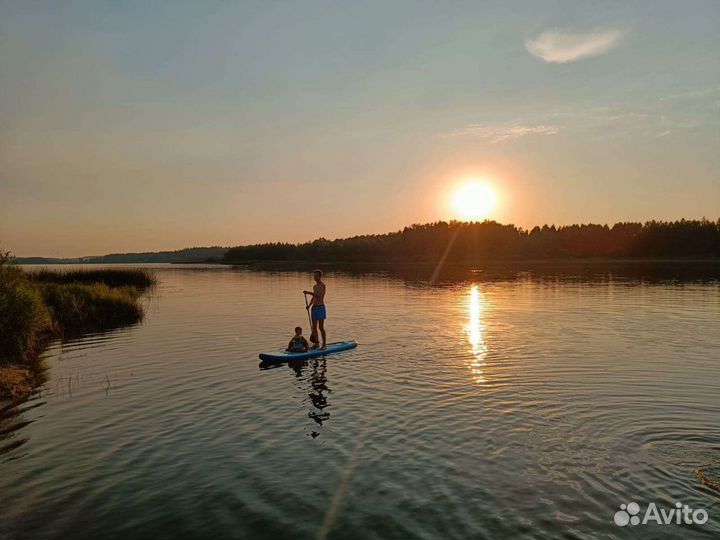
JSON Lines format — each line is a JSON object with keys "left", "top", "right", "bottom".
{"left": 452, "top": 181, "right": 497, "bottom": 220}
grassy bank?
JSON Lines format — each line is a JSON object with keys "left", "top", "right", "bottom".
{"left": 0, "top": 260, "right": 155, "bottom": 400}
{"left": 29, "top": 268, "right": 156, "bottom": 289}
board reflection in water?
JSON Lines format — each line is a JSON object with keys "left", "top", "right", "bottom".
{"left": 259, "top": 358, "right": 331, "bottom": 437}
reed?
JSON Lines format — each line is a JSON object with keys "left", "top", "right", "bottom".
{"left": 0, "top": 264, "right": 51, "bottom": 363}
{"left": 37, "top": 283, "right": 144, "bottom": 332}
{"left": 0, "top": 260, "right": 153, "bottom": 399}
{"left": 29, "top": 268, "right": 156, "bottom": 290}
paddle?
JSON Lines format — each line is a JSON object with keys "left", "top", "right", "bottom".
{"left": 304, "top": 292, "right": 319, "bottom": 344}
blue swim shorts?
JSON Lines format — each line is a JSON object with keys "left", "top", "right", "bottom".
{"left": 311, "top": 304, "right": 327, "bottom": 321}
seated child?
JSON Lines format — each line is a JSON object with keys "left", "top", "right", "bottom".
{"left": 286, "top": 326, "right": 310, "bottom": 353}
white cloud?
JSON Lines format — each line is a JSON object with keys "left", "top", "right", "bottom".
{"left": 448, "top": 122, "right": 559, "bottom": 143}
{"left": 526, "top": 28, "right": 623, "bottom": 63}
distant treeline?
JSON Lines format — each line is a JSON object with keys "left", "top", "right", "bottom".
{"left": 224, "top": 219, "right": 720, "bottom": 264}
{"left": 16, "top": 247, "right": 228, "bottom": 265}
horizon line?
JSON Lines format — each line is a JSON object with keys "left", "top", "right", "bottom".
{"left": 11, "top": 216, "right": 720, "bottom": 260}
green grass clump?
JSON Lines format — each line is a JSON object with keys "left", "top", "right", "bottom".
{"left": 0, "top": 254, "right": 154, "bottom": 399}
{"left": 30, "top": 268, "right": 156, "bottom": 290}
{"left": 37, "top": 283, "right": 144, "bottom": 332}
{"left": 0, "top": 265, "right": 52, "bottom": 363}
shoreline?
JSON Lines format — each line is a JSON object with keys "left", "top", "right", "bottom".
{"left": 0, "top": 267, "right": 155, "bottom": 401}
{"left": 16, "top": 257, "right": 720, "bottom": 266}
{"left": 220, "top": 257, "right": 720, "bottom": 266}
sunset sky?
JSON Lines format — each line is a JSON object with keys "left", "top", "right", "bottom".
{"left": 1, "top": 1, "right": 719, "bottom": 257}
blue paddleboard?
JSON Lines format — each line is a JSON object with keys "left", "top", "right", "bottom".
{"left": 258, "top": 340, "right": 357, "bottom": 362}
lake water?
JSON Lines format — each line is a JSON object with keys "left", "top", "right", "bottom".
{"left": 1, "top": 263, "right": 719, "bottom": 539}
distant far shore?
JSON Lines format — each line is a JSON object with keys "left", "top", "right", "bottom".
{"left": 13, "top": 217, "right": 720, "bottom": 266}
{"left": 220, "top": 257, "right": 720, "bottom": 264}
{"left": 15, "top": 257, "right": 720, "bottom": 266}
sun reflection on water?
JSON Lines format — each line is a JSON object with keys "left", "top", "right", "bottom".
{"left": 467, "top": 285, "right": 488, "bottom": 384}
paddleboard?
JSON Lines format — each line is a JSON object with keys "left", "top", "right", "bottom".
{"left": 258, "top": 340, "right": 357, "bottom": 362}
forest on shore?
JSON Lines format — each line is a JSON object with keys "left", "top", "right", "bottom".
{"left": 224, "top": 219, "right": 720, "bottom": 264}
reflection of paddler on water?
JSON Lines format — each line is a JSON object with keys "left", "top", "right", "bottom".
{"left": 258, "top": 356, "right": 331, "bottom": 437}
{"left": 290, "top": 359, "right": 330, "bottom": 431}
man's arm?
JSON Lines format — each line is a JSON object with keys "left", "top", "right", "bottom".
{"left": 303, "top": 289, "right": 316, "bottom": 307}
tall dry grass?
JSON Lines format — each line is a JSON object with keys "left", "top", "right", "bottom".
{"left": 37, "top": 282, "right": 143, "bottom": 331}
{"left": 0, "top": 259, "right": 155, "bottom": 398}
{"left": 0, "top": 264, "right": 51, "bottom": 362}
{"left": 29, "top": 268, "right": 156, "bottom": 290}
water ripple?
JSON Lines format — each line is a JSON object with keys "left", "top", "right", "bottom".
{"left": 1, "top": 266, "right": 719, "bottom": 539}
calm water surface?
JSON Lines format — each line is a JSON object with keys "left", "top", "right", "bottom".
{"left": 1, "top": 264, "right": 719, "bottom": 539}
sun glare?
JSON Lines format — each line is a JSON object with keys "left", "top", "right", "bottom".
{"left": 452, "top": 181, "right": 497, "bottom": 221}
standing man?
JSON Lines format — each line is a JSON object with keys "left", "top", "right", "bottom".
{"left": 304, "top": 269, "right": 327, "bottom": 350}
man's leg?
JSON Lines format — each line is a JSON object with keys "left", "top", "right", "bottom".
{"left": 311, "top": 318, "right": 320, "bottom": 348}
{"left": 318, "top": 320, "right": 326, "bottom": 349}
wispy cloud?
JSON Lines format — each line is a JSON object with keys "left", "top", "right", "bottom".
{"left": 447, "top": 101, "right": 710, "bottom": 145}
{"left": 526, "top": 28, "right": 623, "bottom": 63}
{"left": 448, "top": 122, "right": 559, "bottom": 143}
{"left": 658, "top": 86, "right": 720, "bottom": 101}
{"left": 548, "top": 108, "right": 648, "bottom": 124}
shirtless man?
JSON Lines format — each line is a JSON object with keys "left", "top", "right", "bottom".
{"left": 303, "top": 269, "right": 327, "bottom": 349}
